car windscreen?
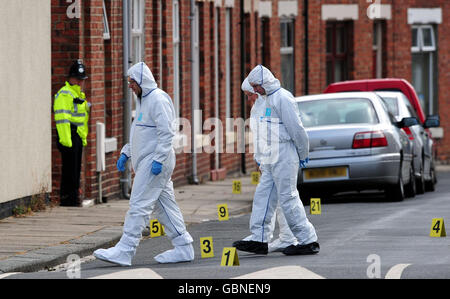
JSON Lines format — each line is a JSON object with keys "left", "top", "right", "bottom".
{"left": 297, "top": 98, "right": 379, "bottom": 128}
{"left": 378, "top": 97, "right": 399, "bottom": 116}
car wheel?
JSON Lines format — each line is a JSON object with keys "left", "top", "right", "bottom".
{"left": 415, "top": 161, "right": 426, "bottom": 195}
{"left": 425, "top": 164, "right": 436, "bottom": 192}
{"left": 385, "top": 166, "right": 405, "bottom": 202}
{"left": 405, "top": 162, "right": 416, "bottom": 198}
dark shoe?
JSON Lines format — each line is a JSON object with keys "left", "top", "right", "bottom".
{"left": 232, "top": 240, "right": 268, "bottom": 255}
{"left": 282, "top": 242, "right": 320, "bottom": 255}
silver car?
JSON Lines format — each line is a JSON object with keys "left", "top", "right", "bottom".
{"left": 295, "top": 92, "right": 418, "bottom": 202}
{"left": 376, "top": 91, "right": 438, "bottom": 193}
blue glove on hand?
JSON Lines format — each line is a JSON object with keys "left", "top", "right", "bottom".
{"left": 299, "top": 157, "right": 309, "bottom": 168}
{"left": 151, "top": 161, "right": 163, "bottom": 175}
{"left": 116, "top": 153, "right": 129, "bottom": 172}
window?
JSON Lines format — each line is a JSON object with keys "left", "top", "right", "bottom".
{"left": 130, "top": 0, "right": 144, "bottom": 64}
{"left": 326, "top": 22, "right": 353, "bottom": 85}
{"left": 130, "top": 0, "right": 145, "bottom": 115}
{"left": 411, "top": 25, "right": 438, "bottom": 115}
{"left": 412, "top": 25, "right": 436, "bottom": 52}
{"left": 280, "top": 19, "right": 295, "bottom": 94}
{"left": 297, "top": 98, "right": 379, "bottom": 128}
{"left": 102, "top": 0, "right": 110, "bottom": 40}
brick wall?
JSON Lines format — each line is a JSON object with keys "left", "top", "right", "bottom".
{"left": 50, "top": 0, "right": 450, "bottom": 204}
{"left": 51, "top": 0, "right": 82, "bottom": 203}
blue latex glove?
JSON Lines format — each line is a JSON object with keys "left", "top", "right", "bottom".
{"left": 151, "top": 161, "right": 163, "bottom": 175}
{"left": 299, "top": 157, "right": 309, "bottom": 168}
{"left": 116, "top": 153, "right": 129, "bottom": 172}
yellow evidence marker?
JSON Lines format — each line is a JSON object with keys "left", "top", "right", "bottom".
{"left": 200, "top": 237, "right": 214, "bottom": 258}
{"left": 430, "top": 218, "right": 446, "bottom": 237}
{"left": 221, "top": 247, "right": 239, "bottom": 266}
{"left": 310, "top": 198, "right": 321, "bottom": 215}
{"left": 217, "top": 204, "right": 229, "bottom": 221}
{"left": 232, "top": 180, "right": 242, "bottom": 194}
{"left": 251, "top": 172, "right": 260, "bottom": 185}
{"left": 149, "top": 219, "right": 165, "bottom": 238}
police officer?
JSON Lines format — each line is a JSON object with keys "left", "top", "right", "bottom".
{"left": 53, "top": 60, "right": 90, "bottom": 207}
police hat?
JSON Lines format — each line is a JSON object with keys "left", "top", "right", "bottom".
{"left": 69, "top": 59, "right": 88, "bottom": 79}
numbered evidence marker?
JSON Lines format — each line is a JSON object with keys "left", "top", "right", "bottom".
{"left": 232, "top": 180, "right": 242, "bottom": 194}
{"left": 217, "top": 204, "right": 229, "bottom": 221}
{"left": 310, "top": 198, "right": 321, "bottom": 215}
{"left": 430, "top": 218, "right": 446, "bottom": 237}
{"left": 221, "top": 247, "right": 239, "bottom": 266}
{"left": 200, "top": 237, "right": 214, "bottom": 258}
{"left": 149, "top": 219, "right": 165, "bottom": 238}
{"left": 251, "top": 172, "right": 260, "bottom": 185}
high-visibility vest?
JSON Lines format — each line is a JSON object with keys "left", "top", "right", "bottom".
{"left": 53, "top": 82, "right": 90, "bottom": 147}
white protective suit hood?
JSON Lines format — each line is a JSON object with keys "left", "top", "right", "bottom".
{"left": 241, "top": 77, "right": 254, "bottom": 94}
{"left": 127, "top": 62, "right": 158, "bottom": 98}
{"left": 247, "top": 65, "right": 281, "bottom": 96}
{"left": 121, "top": 62, "right": 176, "bottom": 170}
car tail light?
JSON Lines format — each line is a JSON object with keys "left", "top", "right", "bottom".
{"left": 352, "top": 131, "right": 388, "bottom": 149}
{"left": 402, "top": 127, "right": 415, "bottom": 140}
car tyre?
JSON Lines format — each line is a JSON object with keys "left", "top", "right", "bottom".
{"left": 405, "top": 162, "right": 416, "bottom": 198}
{"left": 415, "top": 161, "right": 426, "bottom": 195}
{"left": 425, "top": 163, "right": 436, "bottom": 192}
{"left": 385, "top": 166, "right": 405, "bottom": 202}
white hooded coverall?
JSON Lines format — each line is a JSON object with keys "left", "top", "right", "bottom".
{"left": 244, "top": 65, "right": 317, "bottom": 245}
{"left": 242, "top": 78, "right": 298, "bottom": 251}
{"left": 94, "top": 62, "right": 193, "bottom": 265}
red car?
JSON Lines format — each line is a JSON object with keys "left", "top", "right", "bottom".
{"left": 324, "top": 78, "right": 440, "bottom": 192}
{"left": 324, "top": 78, "right": 426, "bottom": 123}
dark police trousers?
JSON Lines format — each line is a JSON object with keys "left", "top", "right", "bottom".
{"left": 57, "top": 126, "right": 83, "bottom": 206}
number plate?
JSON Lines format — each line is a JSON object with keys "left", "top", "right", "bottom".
{"left": 303, "top": 167, "right": 348, "bottom": 182}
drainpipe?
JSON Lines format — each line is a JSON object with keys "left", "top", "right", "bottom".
{"left": 190, "top": 0, "right": 199, "bottom": 184}
{"left": 214, "top": 7, "right": 220, "bottom": 170}
{"left": 303, "top": 0, "right": 309, "bottom": 95}
{"left": 121, "top": 0, "right": 131, "bottom": 199}
{"left": 240, "top": 0, "right": 247, "bottom": 174}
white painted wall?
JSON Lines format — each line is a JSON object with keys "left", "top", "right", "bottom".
{"left": 0, "top": 0, "right": 52, "bottom": 204}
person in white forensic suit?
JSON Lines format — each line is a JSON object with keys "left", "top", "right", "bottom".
{"left": 93, "top": 62, "right": 194, "bottom": 265}
{"left": 241, "top": 78, "right": 299, "bottom": 253}
{"left": 233, "top": 65, "right": 319, "bottom": 255}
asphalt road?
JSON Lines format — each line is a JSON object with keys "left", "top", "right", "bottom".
{"left": 4, "top": 171, "right": 450, "bottom": 280}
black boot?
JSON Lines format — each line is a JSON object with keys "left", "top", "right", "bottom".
{"left": 232, "top": 240, "right": 268, "bottom": 255}
{"left": 282, "top": 242, "right": 320, "bottom": 255}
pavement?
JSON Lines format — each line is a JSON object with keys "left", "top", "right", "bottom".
{"left": 0, "top": 173, "right": 257, "bottom": 274}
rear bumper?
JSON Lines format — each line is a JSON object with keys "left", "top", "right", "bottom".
{"left": 298, "top": 153, "right": 400, "bottom": 193}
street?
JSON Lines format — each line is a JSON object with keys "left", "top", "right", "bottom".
{"left": 3, "top": 171, "right": 450, "bottom": 280}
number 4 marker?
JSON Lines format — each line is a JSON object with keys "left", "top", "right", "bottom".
{"left": 430, "top": 218, "right": 446, "bottom": 237}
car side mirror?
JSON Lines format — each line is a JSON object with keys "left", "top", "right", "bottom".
{"left": 424, "top": 115, "right": 440, "bottom": 128}
{"left": 397, "top": 117, "right": 419, "bottom": 128}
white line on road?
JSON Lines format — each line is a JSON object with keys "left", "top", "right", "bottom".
{"left": 0, "top": 272, "right": 20, "bottom": 279}
{"left": 385, "top": 264, "right": 411, "bottom": 279}
{"left": 89, "top": 268, "right": 163, "bottom": 279}
{"left": 232, "top": 265, "right": 325, "bottom": 279}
